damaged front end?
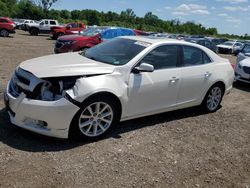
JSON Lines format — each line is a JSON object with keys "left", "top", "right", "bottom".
{"left": 9, "top": 67, "right": 81, "bottom": 101}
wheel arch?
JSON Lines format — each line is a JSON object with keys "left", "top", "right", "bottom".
{"left": 202, "top": 80, "right": 226, "bottom": 103}
{"left": 80, "top": 91, "right": 122, "bottom": 121}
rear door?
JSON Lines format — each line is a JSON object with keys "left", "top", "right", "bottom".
{"left": 177, "top": 45, "right": 214, "bottom": 105}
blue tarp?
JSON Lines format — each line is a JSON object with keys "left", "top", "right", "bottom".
{"left": 101, "top": 28, "right": 135, "bottom": 40}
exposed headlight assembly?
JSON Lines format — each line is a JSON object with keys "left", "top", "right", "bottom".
{"left": 39, "top": 76, "right": 80, "bottom": 101}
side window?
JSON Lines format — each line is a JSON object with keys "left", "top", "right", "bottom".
{"left": 203, "top": 53, "right": 212, "bottom": 64}
{"left": 45, "top": 21, "right": 48, "bottom": 24}
{"left": 204, "top": 41, "right": 212, "bottom": 48}
{"left": 0, "top": 19, "right": 7, "bottom": 23}
{"left": 235, "top": 43, "right": 242, "bottom": 47}
{"left": 242, "top": 45, "right": 250, "bottom": 54}
{"left": 50, "top": 21, "right": 56, "bottom": 25}
{"left": 183, "top": 46, "right": 211, "bottom": 66}
{"left": 141, "top": 45, "right": 178, "bottom": 70}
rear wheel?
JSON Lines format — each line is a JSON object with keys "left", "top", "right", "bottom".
{"left": 30, "top": 28, "right": 39, "bottom": 36}
{"left": 0, "top": 29, "right": 9, "bottom": 37}
{"left": 202, "top": 84, "right": 224, "bottom": 112}
{"left": 69, "top": 96, "right": 120, "bottom": 140}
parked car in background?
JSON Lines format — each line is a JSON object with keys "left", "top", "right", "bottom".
{"left": 24, "top": 19, "right": 60, "bottom": 36}
{"left": 133, "top": 29, "right": 150, "bottom": 36}
{"left": 4, "top": 36, "right": 234, "bottom": 139}
{"left": 12, "top": 18, "right": 24, "bottom": 28}
{"left": 206, "top": 38, "right": 228, "bottom": 46}
{"left": 217, "top": 41, "right": 244, "bottom": 54}
{"left": 54, "top": 27, "right": 136, "bottom": 54}
{"left": 168, "top": 34, "right": 187, "bottom": 40}
{"left": 0, "top": 17, "right": 16, "bottom": 37}
{"left": 185, "top": 38, "right": 218, "bottom": 53}
{"left": 17, "top": 19, "right": 36, "bottom": 30}
{"left": 235, "top": 43, "right": 250, "bottom": 83}
{"left": 50, "top": 22, "right": 86, "bottom": 40}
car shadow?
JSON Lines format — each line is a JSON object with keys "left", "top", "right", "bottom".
{"left": 18, "top": 33, "right": 50, "bottom": 38}
{"left": 0, "top": 106, "right": 208, "bottom": 153}
{"left": 233, "top": 82, "right": 250, "bottom": 92}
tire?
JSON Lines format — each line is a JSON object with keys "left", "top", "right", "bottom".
{"left": 30, "top": 28, "right": 39, "bottom": 36}
{"left": 201, "top": 83, "right": 224, "bottom": 113}
{"left": 57, "top": 32, "right": 64, "bottom": 38}
{"left": 69, "top": 95, "right": 120, "bottom": 140}
{"left": 0, "top": 29, "right": 9, "bottom": 37}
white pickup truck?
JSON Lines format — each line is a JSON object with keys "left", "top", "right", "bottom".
{"left": 24, "top": 19, "right": 61, "bottom": 36}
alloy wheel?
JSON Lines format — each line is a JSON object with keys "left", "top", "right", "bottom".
{"left": 206, "top": 86, "right": 222, "bottom": 111}
{"left": 78, "top": 102, "right": 114, "bottom": 137}
{"left": 0, "top": 30, "right": 9, "bottom": 37}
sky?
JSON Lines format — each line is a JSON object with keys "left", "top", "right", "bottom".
{"left": 53, "top": 0, "right": 250, "bottom": 36}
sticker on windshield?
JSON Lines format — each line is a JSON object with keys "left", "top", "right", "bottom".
{"left": 134, "top": 41, "right": 151, "bottom": 47}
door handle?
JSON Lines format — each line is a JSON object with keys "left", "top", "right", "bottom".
{"left": 170, "top": 77, "right": 179, "bottom": 83}
{"left": 204, "top": 72, "right": 212, "bottom": 78}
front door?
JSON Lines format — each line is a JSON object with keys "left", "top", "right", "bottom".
{"left": 127, "top": 45, "right": 181, "bottom": 117}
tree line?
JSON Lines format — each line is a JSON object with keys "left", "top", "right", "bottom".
{"left": 0, "top": 0, "right": 249, "bottom": 40}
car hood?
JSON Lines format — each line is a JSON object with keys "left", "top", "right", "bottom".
{"left": 239, "top": 58, "right": 250, "bottom": 67}
{"left": 58, "top": 34, "right": 92, "bottom": 41}
{"left": 19, "top": 52, "right": 115, "bottom": 78}
{"left": 217, "top": 44, "right": 233, "bottom": 49}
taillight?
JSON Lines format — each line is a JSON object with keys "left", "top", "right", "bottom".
{"left": 231, "top": 63, "right": 236, "bottom": 70}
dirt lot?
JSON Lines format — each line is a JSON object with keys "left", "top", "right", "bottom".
{"left": 0, "top": 30, "right": 249, "bottom": 188}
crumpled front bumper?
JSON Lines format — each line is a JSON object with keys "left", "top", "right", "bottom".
{"left": 4, "top": 82, "right": 80, "bottom": 139}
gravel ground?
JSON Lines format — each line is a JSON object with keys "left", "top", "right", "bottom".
{"left": 0, "top": 31, "right": 249, "bottom": 188}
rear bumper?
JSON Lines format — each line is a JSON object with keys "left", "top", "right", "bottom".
{"left": 4, "top": 82, "right": 80, "bottom": 139}
{"left": 218, "top": 47, "right": 232, "bottom": 54}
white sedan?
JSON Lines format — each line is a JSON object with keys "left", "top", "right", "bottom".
{"left": 235, "top": 43, "right": 250, "bottom": 83}
{"left": 4, "top": 36, "right": 234, "bottom": 139}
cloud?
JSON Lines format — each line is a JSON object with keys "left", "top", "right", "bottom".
{"left": 172, "top": 4, "right": 210, "bottom": 15}
{"left": 164, "top": 6, "right": 172, "bottom": 10}
{"left": 226, "top": 17, "right": 241, "bottom": 24}
{"left": 224, "top": 6, "right": 248, "bottom": 11}
{"left": 216, "top": 0, "right": 248, "bottom": 3}
{"left": 218, "top": 13, "right": 228, "bottom": 16}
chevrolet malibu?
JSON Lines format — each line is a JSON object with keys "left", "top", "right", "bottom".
{"left": 4, "top": 37, "right": 234, "bottom": 139}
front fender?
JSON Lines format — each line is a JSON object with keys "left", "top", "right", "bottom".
{"left": 68, "top": 73, "right": 128, "bottom": 117}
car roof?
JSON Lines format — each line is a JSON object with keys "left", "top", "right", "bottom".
{"left": 121, "top": 36, "right": 202, "bottom": 46}
{"left": 120, "top": 36, "right": 224, "bottom": 62}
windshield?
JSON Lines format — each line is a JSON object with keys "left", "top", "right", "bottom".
{"left": 83, "top": 38, "right": 150, "bottom": 65}
{"left": 223, "top": 42, "right": 234, "bottom": 46}
{"left": 81, "top": 27, "right": 106, "bottom": 36}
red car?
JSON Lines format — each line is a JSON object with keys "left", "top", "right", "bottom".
{"left": 54, "top": 27, "right": 136, "bottom": 54}
{"left": 0, "top": 17, "right": 15, "bottom": 37}
{"left": 51, "top": 23, "right": 85, "bottom": 40}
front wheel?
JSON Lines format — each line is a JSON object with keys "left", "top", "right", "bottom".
{"left": 202, "top": 84, "right": 224, "bottom": 112}
{"left": 30, "top": 28, "right": 39, "bottom": 36}
{"left": 70, "top": 96, "right": 120, "bottom": 140}
{"left": 0, "top": 29, "right": 9, "bottom": 37}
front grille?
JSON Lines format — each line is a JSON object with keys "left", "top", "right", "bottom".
{"left": 243, "top": 66, "right": 250, "bottom": 74}
{"left": 55, "top": 42, "right": 64, "bottom": 48}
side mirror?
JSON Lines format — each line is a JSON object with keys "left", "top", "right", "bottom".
{"left": 133, "top": 63, "right": 154, "bottom": 73}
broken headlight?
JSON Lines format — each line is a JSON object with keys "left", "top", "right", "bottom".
{"left": 39, "top": 76, "right": 80, "bottom": 101}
